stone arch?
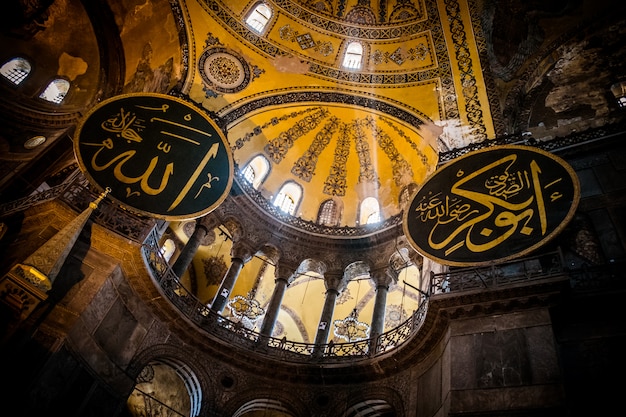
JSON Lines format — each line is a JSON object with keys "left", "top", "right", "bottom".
{"left": 340, "top": 386, "right": 405, "bottom": 417}
{"left": 222, "top": 387, "right": 310, "bottom": 417}
{"left": 126, "top": 344, "right": 214, "bottom": 417}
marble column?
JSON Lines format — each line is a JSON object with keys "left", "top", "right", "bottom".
{"left": 171, "top": 215, "right": 217, "bottom": 277}
{"left": 259, "top": 263, "right": 295, "bottom": 338}
{"left": 313, "top": 273, "right": 349, "bottom": 350}
{"left": 210, "top": 242, "right": 253, "bottom": 314}
{"left": 369, "top": 269, "right": 396, "bottom": 352}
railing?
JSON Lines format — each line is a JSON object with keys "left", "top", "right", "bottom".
{"left": 0, "top": 169, "right": 83, "bottom": 217}
{"left": 59, "top": 177, "right": 157, "bottom": 243}
{"left": 0, "top": 171, "right": 157, "bottom": 243}
{"left": 141, "top": 229, "right": 623, "bottom": 362}
{"left": 141, "top": 228, "right": 429, "bottom": 363}
{"left": 430, "top": 250, "right": 566, "bottom": 294}
{"left": 568, "top": 260, "right": 625, "bottom": 292}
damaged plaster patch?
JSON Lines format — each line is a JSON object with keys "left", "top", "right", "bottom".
{"left": 545, "top": 42, "right": 611, "bottom": 117}
{"left": 271, "top": 55, "right": 310, "bottom": 74}
{"left": 437, "top": 119, "right": 485, "bottom": 151}
{"left": 417, "top": 121, "right": 444, "bottom": 151}
{"left": 58, "top": 52, "right": 87, "bottom": 81}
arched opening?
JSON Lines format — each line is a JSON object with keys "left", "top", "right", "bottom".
{"left": 342, "top": 41, "right": 363, "bottom": 70}
{"left": 273, "top": 181, "right": 302, "bottom": 215}
{"left": 127, "top": 359, "right": 202, "bottom": 417}
{"left": 317, "top": 198, "right": 340, "bottom": 226}
{"left": 242, "top": 154, "right": 271, "bottom": 189}
{"left": 160, "top": 238, "right": 176, "bottom": 262}
{"left": 359, "top": 196, "right": 381, "bottom": 225}
{"left": 0, "top": 57, "right": 31, "bottom": 85}
{"left": 39, "top": 78, "right": 70, "bottom": 104}
{"left": 245, "top": 3, "right": 272, "bottom": 34}
{"left": 343, "top": 399, "right": 395, "bottom": 417}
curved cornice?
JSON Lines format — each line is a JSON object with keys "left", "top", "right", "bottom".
{"left": 219, "top": 88, "right": 431, "bottom": 128}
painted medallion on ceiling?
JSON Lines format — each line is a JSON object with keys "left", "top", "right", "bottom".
{"left": 198, "top": 35, "right": 264, "bottom": 97}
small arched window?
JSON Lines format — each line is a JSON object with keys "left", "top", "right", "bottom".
{"left": 242, "top": 154, "right": 270, "bottom": 189}
{"left": 317, "top": 199, "right": 340, "bottom": 226}
{"left": 273, "top": 181, "right": 302, "bottom": 215}
{"left": 342, "top": 41, "right": 363, "bottom": 70}
{"left": 0, "top": 57, "right": 31, "bottom": 85}
{"left": 39, "top": 78, "right": 70, "bottom": 104}
{"left": 160, "top": 238, "right": 176, "bottom": 262}
{"left": 245, "top": 3, "right": 272, "bottom": 34}
{"left": 359, "top": 196, "right": 381, "bottom": 225}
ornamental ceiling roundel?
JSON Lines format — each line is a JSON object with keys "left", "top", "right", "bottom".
{"left": 198, "top": 47, "right": 250, "bottom": 94}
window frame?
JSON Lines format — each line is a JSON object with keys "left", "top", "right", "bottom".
{"left": 0, "top": 56, "right": 32, "bottom": 86}
{"left": 245, "top": 2, "right": 273, "bottom": 35}
{"left": 38, "top": 77, "right": 71, "bottom": 104}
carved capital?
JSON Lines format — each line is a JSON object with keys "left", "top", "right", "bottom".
{"left": 196, "top": 213, "right": 220, "bottom": 231}
{"left": 324, "top": 273, "right": 349, "bottom": 292}
{"left": 274, "top": 263, "right": 296, "bottom": 285}
{"left": 231, "top": 242, "right": 253, "bottom": 263}
{"left": 371, "top": 268, "right": 396, "bottom": 289}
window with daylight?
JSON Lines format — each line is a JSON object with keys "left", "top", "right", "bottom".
{"left": 245, "top": 3, "right": 272, "bottom": 34}
{"left": 359, "top": 196, "right": 381, "bottom": 225}
{"left": 273, "top": 181, "right": 302, "bottom": 216}
{"left": 317, "top": 199, "right": 340, "bottom": 226}
{"left": 342, "top": 41, "right": 363, "bottom": 70}
{"left": 242, "top": 154, "right": 270, "bottom": 189}
{"left": 0, "top": 57, "right": 31, "bottom": 85}
{"left": 39, "top": 78, "right": 70, "bottom": 104}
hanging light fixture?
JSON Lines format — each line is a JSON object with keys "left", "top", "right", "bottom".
{"left": 228, "top": 291, "right": 265, "bottom": 328}
{"left": 333, "top": 308, "right": 370, "bottom": 342}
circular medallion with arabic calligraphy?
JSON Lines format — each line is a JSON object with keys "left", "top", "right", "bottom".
{"left": 403, "top": 145, "right": 580, "bottom": 266}
{"left": 73, "top": 93, "right": 233, "bottom": 220}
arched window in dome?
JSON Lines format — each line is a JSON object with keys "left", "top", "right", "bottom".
{"left": 242, "top": 154, "right": 270, "bottom": 189}
{"left": 39, "top": 78, "right": 70, "bottom": 104}
{"left": 159, "top": 238, "right": 176, "bottom": 262}
{"left": 273, "top": 181, "right": 302, "bottom": 215}
{"left": 317, "top": 199, "right": 340, "bottom": 226}
{"left": 245, "top": 2, "right": 272, "bottom": 34}
{"left": 342, "top": 41, "right": 363, "bottom": 70}
{"left": 0, "top": 57, "right": 31, "bottom": 85}
{"left": 359, "top": 196, "right": 381, "bottom": 225}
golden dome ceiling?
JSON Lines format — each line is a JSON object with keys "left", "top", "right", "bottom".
{"left": 183, "top": 0, "right": 496, "bottom": 227}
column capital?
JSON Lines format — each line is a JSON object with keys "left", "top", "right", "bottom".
{"left": 231, "top": 242, "right": 254, "bottom": 263}
{"left": 274, "top": 263, "right": 296, "bottom": 285}
{"left": 196, "top": 213, "right": 219, "bottom": 231}
{"left": 324, "top": 273, "right": 349, "bottom": 293}
{"left": 370, "top": 268, "right": 397, "bottom": 289}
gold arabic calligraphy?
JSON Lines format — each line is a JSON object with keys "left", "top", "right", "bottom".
{"left": 414, "top": 154, "right": 565, "bottom": 256}
{"left": 82, "top": 103, "right": 221, "bottom": 212}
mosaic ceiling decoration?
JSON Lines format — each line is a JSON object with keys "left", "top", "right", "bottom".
{"left": 189, "top": 0, "right": 496, "bottom": 227}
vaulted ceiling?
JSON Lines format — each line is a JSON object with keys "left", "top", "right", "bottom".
{"left": 183, "top": 0, "right": 492, "bottom": 226}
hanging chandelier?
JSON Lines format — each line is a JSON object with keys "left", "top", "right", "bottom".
{"left": 228, "top": 292, "right": 265, "bottom": 327}
{"left": 333, "top": 308, "right": 370, "bottom": 342}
